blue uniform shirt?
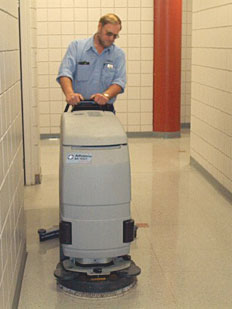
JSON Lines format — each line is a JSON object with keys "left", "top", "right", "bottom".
{"left": 57, "top": 36, "right": 126, "bottom": 104}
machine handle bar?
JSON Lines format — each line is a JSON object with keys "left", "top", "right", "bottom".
{"left": 64, "top": 100, "right": 114, "bottom": 113}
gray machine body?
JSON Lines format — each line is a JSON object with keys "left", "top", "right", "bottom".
{"left": 60, "top": 110, "right": 132, "bottom": 260}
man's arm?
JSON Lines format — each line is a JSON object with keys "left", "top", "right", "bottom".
{"left": 103, "top": 84, "right": 122, "bottom": 99}
{"left": 90, "top": 84, "right": 122, "bottom": 105}
{"left": 57, "top": 41, "right": 84, "bottom": 105}
{"left": 59, "top": 77, "right": 84, "bottom": 105}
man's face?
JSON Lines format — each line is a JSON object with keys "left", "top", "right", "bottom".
{"left": 97, "top": 23, "right": 121, "bottom": 48}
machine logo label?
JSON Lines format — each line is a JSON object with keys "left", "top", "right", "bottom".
{"left": 66, "top": 153, "right": 93, "bottom": 163}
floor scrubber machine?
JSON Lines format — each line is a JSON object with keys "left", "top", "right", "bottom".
{"left": 54, "top": 101, "right": 141, "bottom": 296}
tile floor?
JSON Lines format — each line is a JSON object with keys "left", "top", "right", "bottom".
{"left": 18, "top": 130, "right": 232, "bottom": 308}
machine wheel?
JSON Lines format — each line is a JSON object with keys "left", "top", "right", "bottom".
{"left": 54, "top": 259, "right": 140, "bottom": 295}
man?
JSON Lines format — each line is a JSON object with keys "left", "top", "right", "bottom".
{"left": 57, "top": 13, "right": 126, "bottom": 111}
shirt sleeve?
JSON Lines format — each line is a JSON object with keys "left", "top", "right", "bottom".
{"left": 56, "top": 41, "right": 77, "bottom": 84}
{"left": 112, "top": 49, "right": 127, "bottom": 93}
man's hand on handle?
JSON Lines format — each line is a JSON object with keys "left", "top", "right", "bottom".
{"left": 65, "top": 93, "right": 109, "bottom": 106}
{"left": 66, "top": 93, "right": 84, "bottom": 105}
{"left": 90, "top": 93, "right": 109, "bottom": 105}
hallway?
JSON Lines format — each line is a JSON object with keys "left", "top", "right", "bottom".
{"left": 18, "top": 131, "right": 232, "bottom": 308}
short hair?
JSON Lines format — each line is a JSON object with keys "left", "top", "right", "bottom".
{"left": 99, "top": 13, "right": 122, "bottom": 29}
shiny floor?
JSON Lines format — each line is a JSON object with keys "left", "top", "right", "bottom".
{"left": 19, "top": 130, "right": 232, "bottom": 309}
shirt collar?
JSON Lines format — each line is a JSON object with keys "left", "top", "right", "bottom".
{"left": 87, "top": 35, "right": 114, "bottom": 54}
{"left": 85, "top": 36, "right": 94, "bottom": 51}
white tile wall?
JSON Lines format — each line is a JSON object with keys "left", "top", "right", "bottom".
{"left": 181, "top": 0, "right": 192, "bottom": 124}
{"left": 191, "top": 0, "right": 232, "bottom": 194}
{"left": 36, "top": 0, "right": 191, "bottom": 134}
{"left": 0, "top": 1, "right": 25, "bottom": 308}
{"left": 31, "top": 2, "right": 41, "bottom": 182}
